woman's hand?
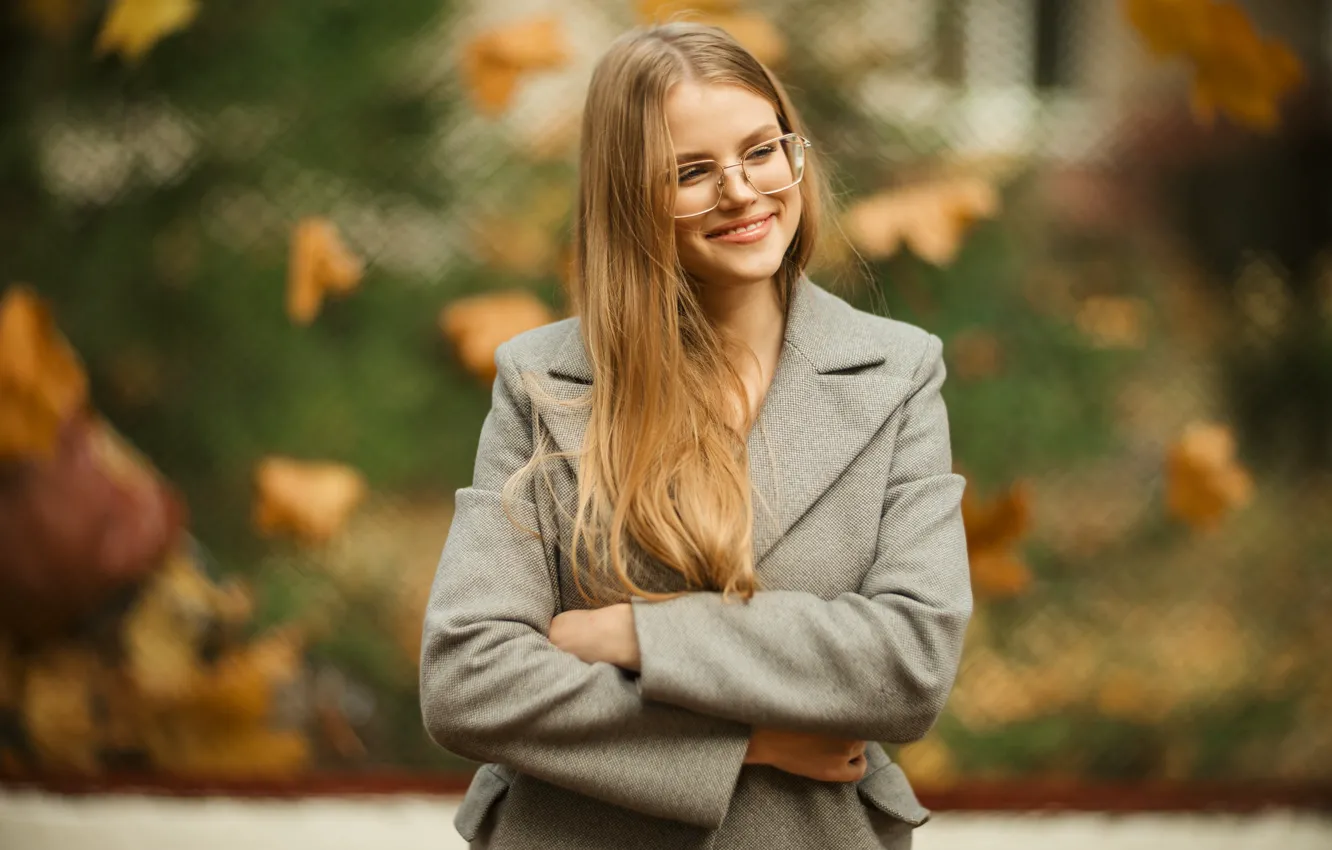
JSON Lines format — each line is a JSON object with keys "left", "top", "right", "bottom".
{"left": 744, "top": 728, "right": 869, "bottom": 783}
{"left": 549, "top": 603, "right": 641, "bottom": 671}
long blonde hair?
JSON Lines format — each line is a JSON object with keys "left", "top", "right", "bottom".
{"left": 511, "top": 23, "right": 827, "bottom": 605}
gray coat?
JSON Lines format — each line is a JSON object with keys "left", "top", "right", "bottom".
{"left": 420, "top": 278, "right": 973, "bottom": 849}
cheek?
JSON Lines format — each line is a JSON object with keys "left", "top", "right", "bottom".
{"left": 780, "top": 191, "right": 803, "bottom": 235}
{"left": 674, "top": 226, "right": 708, "bottom": 266}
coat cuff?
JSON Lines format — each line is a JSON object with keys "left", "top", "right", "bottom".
{"left": 631, "top": 593, "right": 725, "bottom": 708}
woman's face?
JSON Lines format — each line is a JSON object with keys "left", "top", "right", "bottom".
{"left": 665, "top": 81, "right": 803, "bottom": 291}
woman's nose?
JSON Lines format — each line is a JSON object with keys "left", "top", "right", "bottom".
{"left": 717, "top": 164, "right": 758, "bottom": 207}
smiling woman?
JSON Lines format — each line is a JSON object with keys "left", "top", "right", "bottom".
{"left": 420, "top": 21, "right": 972, "bottom": 850}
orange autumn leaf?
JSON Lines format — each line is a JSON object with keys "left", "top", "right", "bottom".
{"left": 1165, "top": 421, "right": 1253, "bottom": 530}
{"left": 22, "top": 647, "right": 100, "bottom": 773}
{"left": 122, "top": 547, "right": 247, "bottom": 704}
{"left": 183, "top": 629, "right": 303, "bottom": 722}
{"left": 1189, "top": 4, "right": 1303, "bottom": 132}
{"left": 967, "top": 549, "right": 1032, "bottom": 599}
{"left": 843, "top": 178, "right": 1000, "bottom": 267}
{"left": 961, "top": 478, "right": 1034, "bottom": 598}
{"left": 287, "top": 217, "right": 364, "bottom": 326}
{"left": 637, "top": 0, "right": 742, "bottom": 21}
{"left": 692, "top": 13, "right": 786, "bottom": 66}
{"left": 0, "top": 285, "right": 88, "bottom": 460}
{"left": 95, "top": 0, "right": 200, "bottom": 63}
{"left": 253, "top": 457, "right": 368, "bottom": 545}
{"left": 461, "top": 16, "right": 570, "bottom": 117}
{"left": 439, "top": 291, "right": 557, "bottom": 384}
{"left": 1123, "top": 0, "right": 1213, "bottom": 57}
{"left": 635, "top": 3, "right": 786, "bottom": 66}
{"left": 1123, "top": 0, "right": 1303, "bottom": 132}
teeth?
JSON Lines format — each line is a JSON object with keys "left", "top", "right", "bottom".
{"left": 714, "top": 217, "right": 768, "bottom": 237}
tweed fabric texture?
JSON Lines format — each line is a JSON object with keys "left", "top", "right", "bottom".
{"left": 421, "top": 278, "right": 972, "bottom": 849}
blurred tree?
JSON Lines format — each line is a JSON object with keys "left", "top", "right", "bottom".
{"left": 0, "top": 1, "right": 492, "bottom": 559}
{"left": 0, "top": 0, "right": 488, "bottom": 771}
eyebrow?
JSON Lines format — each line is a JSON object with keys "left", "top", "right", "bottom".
{"left": 675, "top": 123, "right": 782, "bottom": 164}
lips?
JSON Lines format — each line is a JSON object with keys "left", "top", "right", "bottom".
{"left": 706, "top": 212, "right": 774, "bottom": 238}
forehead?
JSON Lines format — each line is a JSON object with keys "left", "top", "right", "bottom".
{"left": 664, "top": 81, "right": 779, "bottom": 156}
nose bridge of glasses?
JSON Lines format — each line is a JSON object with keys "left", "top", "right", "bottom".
{"left": 716, "top": 160, "right": 757, "bottom": 198}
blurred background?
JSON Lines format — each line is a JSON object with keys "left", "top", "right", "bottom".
{"left": 1, "top": 0, "right": 1330, "bottom": 839}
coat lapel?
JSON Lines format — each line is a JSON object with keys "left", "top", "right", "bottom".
{"left": 534, "top": 278, "right": 913, "bottom": 569}
{"left": 744, "top": 279, "right": 913, "bottom": 565}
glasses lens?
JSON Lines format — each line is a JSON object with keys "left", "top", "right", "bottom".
{"left": 744, "top": 136, "right": 804, "bottom": 195}
{"left": 675, "top": 160, "right": 722, "bottom": 217}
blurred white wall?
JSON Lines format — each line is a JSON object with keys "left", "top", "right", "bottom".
{"left": 2, "top": 790, "right": 1330, "bottom": 850}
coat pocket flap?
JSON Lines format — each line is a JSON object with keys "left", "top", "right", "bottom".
{"left": 454, "top": 765, "right": 513, "bottom": 842}
{"left": 856, "top": 761, "right": 931, "bottom": 826}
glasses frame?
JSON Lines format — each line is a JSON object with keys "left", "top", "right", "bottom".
{"left": 672, "top": 132, "right": 813, "bottom": 219}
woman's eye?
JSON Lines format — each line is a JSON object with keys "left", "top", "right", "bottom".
{"left": 746, "top": 145, "right": 777, "bottom": 161}
{"left": 678, "top": 166, "right": 710, "bottom": 184}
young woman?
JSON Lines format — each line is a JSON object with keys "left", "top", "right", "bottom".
{"left": 420, "top": 22, "right": 972, "bottom": 850}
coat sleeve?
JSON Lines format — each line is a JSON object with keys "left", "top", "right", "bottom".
{"left": 630, "top": 333, "right": 972, "bottom": 743}
{"left": 419, "top": 340, "right": 751, "bottom": 830}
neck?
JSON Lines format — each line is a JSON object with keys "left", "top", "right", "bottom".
{"left": 695, "top": 276, "right": 786, "bottom": 374}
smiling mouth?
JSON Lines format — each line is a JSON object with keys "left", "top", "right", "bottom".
{"left": 706, "top": 213, "right": 774, "bottom": 239}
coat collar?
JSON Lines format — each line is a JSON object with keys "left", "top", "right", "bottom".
{"left": 547, "top": 276, "right": 887, "bottom": 383}
{"left": 538, "top": 277, "right": 913, "bottom": 567}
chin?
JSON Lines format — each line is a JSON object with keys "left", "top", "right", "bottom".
{"left": 687, "top": 245, "right": 789, "bottom": 287}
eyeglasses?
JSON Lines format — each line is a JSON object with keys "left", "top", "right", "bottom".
{"left": 672, "top": 133, "right": 812, "bottom": 219}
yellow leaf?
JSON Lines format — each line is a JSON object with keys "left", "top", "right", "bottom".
{"left": 691, "top": 13, "right": 787, "bottom": 67}
{"left": 1123, "top": 0, "right": 1303, "bottom": 132}
{"left": 1165, "top": 421, "right": 1253, "bottom": 530}
{"left": 633, "top": 3, "right": 786, "bottom": 66}
{"left": 461, "top": 16, "right": 570, "bottom": 116}
{"left": 637, "top": 0, "right": 741, "bottom": 22}
{"left": 1122, "top": 0, "right": 1212, "bottom": 57}
{"left": 183, "top": 629, "right": 303, "bottom": 723}
{"left": 968, "top": 549, "right": 1033, "bottom": 599}
{"left": 253, "top": 457, "right": 368, "bottom": 545}
{"left": 1189, "top": 5, "right": 1303, "bottom": 132}
{"left": 122, "top": 548, "right": 229, "bottom": 704}
{"left": 961, "top": 478, "right": 1034, "bottom": 599}
{"left": 0, "top": 285, "right": 88, "bottom": 460}
{"left": 22, "top": 647, "right": 100, "bottom": 773}
{"left": 842, "top": 178, "right": 999, "bottom": 267}
{"left": 95, "top": 0, "right": 199, "bottom": 63}
{"left": 286, "top": 217, "right": 364, "bottom": 326}
{"left": 439, "top": 291, "right": 558, "bottom": 384}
